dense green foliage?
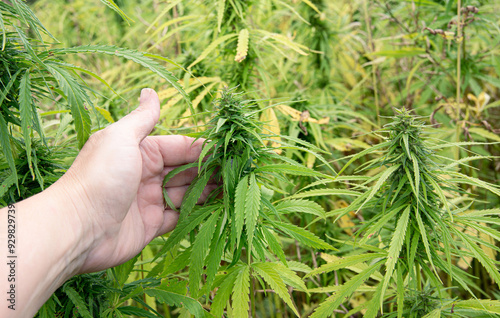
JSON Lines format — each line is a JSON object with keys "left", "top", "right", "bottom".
{"left": 1, "top": 0, "right": 500, "bottom": 317}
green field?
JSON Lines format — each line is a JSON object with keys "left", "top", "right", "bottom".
{"left": 1, "top": 0, "right": 500, "bottom": 317}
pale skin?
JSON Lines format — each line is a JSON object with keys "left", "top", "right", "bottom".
{"left": 0, "top": 88, "right": 215, "bottom": 317}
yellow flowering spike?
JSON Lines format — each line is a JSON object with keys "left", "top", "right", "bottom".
{"left": 276, "top": 104, "right": 330, "bottom": 124}
{"left": 235, "top": 29, "right": 249, "bottom": 62}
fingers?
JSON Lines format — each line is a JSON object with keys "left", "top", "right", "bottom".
{"left": 157, "top": 210, "right": 180, "bottom": 236}
{"left": 162, "top": 166, "right": 199, "bottom": 187}
{"left": 164, "top": 183, "right": 219, "bottom": 208}
{"left": 116, "top": 88, "right": 160, "bottom": 143}
{"left": 154, "top": 183, "right": 219, "bottom": 236}
{"left": 150, "top": 135, "right": 205, "bottom": 166}
{"left": 162, "top": 166, "right": 218, "bottom": 187}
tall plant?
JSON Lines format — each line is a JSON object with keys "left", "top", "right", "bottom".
{"left": 158, "top": 88, "right": 336, "bottom": 316}
{"left": 308, "top": 108, "right": 500, "bottom": 317}
{"left": 0, "top": 0, "right": 187, "bottom": 200}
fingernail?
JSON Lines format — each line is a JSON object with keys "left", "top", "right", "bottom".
{"left": 140, "top": 88, "right": 151, "bottom": 101}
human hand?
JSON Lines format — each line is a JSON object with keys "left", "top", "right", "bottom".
{"left": 55, "top": 88, "right": 216, "bottom": 273}
{"left": 0, "top": 88, "right": 217, "bottom": 317}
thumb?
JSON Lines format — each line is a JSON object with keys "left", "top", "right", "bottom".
{"left": 117, "top": 88, "right": 161, "bottom": 143}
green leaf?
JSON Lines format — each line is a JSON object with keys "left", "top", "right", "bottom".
{"left": 204, "top": 229, "right": 226, "bottom": 293}
{"left": 155, "top": 205, "right": 217, "bottom": 260}
{"left": 287, "top": 261, "right": 312, "bottom": 273}
{"left": 211, "top": 269, "right": 239, "bottom": 317}
{"left": 180, "top": 167, "right": 216, "bottom": 220}
{"left": 114, "top": 254, "right": 139, "bottom": 287}
{"left": 217, "top": 0, "right": 225, "bottom": 32}
{"left": 0, "top": 174, "right": 16, "bottom": 199}
{"left": 274, "top": 222, "right": 335, "bottom": 250}
{"left": 448, "top": 171, "right": 500, "bottom": 197}
{"left": 252, "top": 262, "right": 299, "bottom": 316}
{"left": 414, "top": 209, "right": 439, "bottom": 281}
{"left": 162, "top": 162, "right": 198, "bottom": 211}
{"left": 261, "top": 226, "right": 287, "bottom": 264}
{"left": 402, "top": 133, "right": 411, "bottom": 159}
{"left": 48, "top": 45, "right": 191, "bottom": 110}
{"left": 301, "top": 0, "right": 321, "bottom": 13}
{"left": 288, "top": 188, "right": 361, "bottom": 200}
{"left": 422, "top": 309, "right": 442, "bottom": 318}
{"left": 380, "top": 205, "right": 411, "bottom": 307}
{"left": 215, "top": 117, "right": 227, "bottom": 133}
{"left": 234, "top": 175, "right": 249, "bottom": 247}
{"left": 18, "top": 71, "right": 34, "bottom": 178}
{"left": 10, "top": 0, "right": 56, "bottom": 41}
{"left": 310, "top": 261, "right": 384, "bottom": 318}
{"left": 145, "top": 289, "right": 209, "bottom": 318}
{"left": 357, "top": 165, "right": 400, "bottom": 212}
{"left": 275, "top": 199, "right": 325, "bottom": 218}
{"left": 305, "top": 253, "right": 386, "bottom": 278}
{"left": 364, "top": 277, "right": 385, "bottom": 318}
{"left": 51, "top": 60, "right": 120, "bottom": 97}
{"left": 99, "top": 0, "right": 134, "bottom": 24}
{"left": 45, "top": 63, "right": 91, "bottom": 149}
{"left": 336, "top": 142, "right": 388, "bottom": 176}
{"left": 359, "top": 204, "right": 406, "bottom": 244}
{"left": 188, "top": 33, "right": 238, "bottom": 69}
{"left": 62, "top": 285, "right": 93, "bottom": 318}
{"left": 0, "top": 114, "right": 18, "bottom": 193}
{"left": 453, "top": 229, "right": 500, "bottom": 287}
{"left": 245, "top": 173, "right": 261, "bottom": 253}
{"left": 198, "top": 140, "right": 218, "bottom": 170}
{"left": 451, "top": 299, "right": 500, "bottom": 314}
{"left": 410, "top": 152, "right": 420, "bottom": 200}
{"left": 256, "top": 30, "right": 309, "bottom": 56}
{"left": 427, "top": 176, "right": 452, "bottom": 220}
{"left": 162, "top": 246, "right": 192, "bottom": 276}
{"left": 189, "top": 210, "right": 220, "bottom": 297}
{"left": 274, "top": 263, "right": 308, "bottom": 292}
{"left": 468, "top": 127, "right": 500, "bottom": 142}
{"left": 117, "top": 306, "right": 160, "bottom": 318}
{"left": 255, "top": 164, "right": 333, "bottom": 179}
{"left": 396, "top": 263, "right": 404, "bottom": 318}
{"left": 373, "top": 48, "right": 426, "bottom": 57}
{"left": 145, "top": 0, "right": 183, "bottom": 33}
{"left": 232, "top": 265, "right": 250, "bottom": 317}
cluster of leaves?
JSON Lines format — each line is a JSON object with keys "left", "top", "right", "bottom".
{"left": 308, "top": 108, "right": 500, "bottom": 317}
{"left": 0, "top": 0, "right": 188, "bottom": 199}
{"left": 1, "top": 0, "right": 498, "bottom": 316}
{"left": 0, "top": 140, "right": 74, "bottom": 204}
{"left": 158, "top": 88, "right": 336, "bottom": 316}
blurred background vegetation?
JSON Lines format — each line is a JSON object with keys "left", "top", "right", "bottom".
{"left": 1, "top": 0, "right": 500, "bottom": 317}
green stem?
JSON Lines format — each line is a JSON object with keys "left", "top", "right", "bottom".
{"left": 455, "top": 0, "right": 462, "bottom": 160}
{"left": 250, "top": 276, "right": 256, "bottom": 317}
{"left": 249, "top": 255, "right": 255, "bottom": 317}
{"left": 416, "top": 263, "right": 422, "bottom": 292}
{"left": 363, "top": 0, "right": 381, "bottom": 127}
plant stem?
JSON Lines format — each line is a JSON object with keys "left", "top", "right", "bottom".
{"left": 455, "top": 0, "right": 462, "bottom": 160}
{"left": 416, "top": 263, "right": 422, "bottom": 292}
{"left": 249, "top": 254, "right": 256, "bottom": 317}
{"left": 364, "top": 0, "right": 381, "bottom": 127}
{"left": 250, "top": 276, "right": 256, "bottom": 317}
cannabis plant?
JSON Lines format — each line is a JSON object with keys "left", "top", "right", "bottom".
{"left": 308, "top": 108, "right": 500, "bottom": 317}
{"left": 0, "top": 140, "right": 74, "bottom": 205}
{"left": 0, "top": 0, "right": 187, "bottom": 199}
{"left": 157, "top": 88, "right": 336, "bottom": 316}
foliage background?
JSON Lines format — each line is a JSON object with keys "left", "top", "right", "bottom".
{"left": 1, "top": 0, "right": 500, "bottom": 317}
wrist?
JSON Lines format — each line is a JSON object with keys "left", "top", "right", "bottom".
{"left": 48, "top": 170, "right": 100, "bottom": 274}
{"left": 12, "top": 178, "right": 95, "bottom": 316}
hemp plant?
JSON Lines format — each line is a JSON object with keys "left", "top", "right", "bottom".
{"left": 308, "top": 108, "right": 500, "bottom": 318}
{"left": 158, "top": 88, "right": 335, "bottom": 316}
